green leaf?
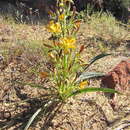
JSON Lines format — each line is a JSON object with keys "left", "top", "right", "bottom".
{"left": 24, "top": 108, "right": 41, "bottom": 130}
{"left": 76, "top": 72, "right": 105, "bottom": 83}
{"left": 84, "top": 53, "right": 111, "bottom": 70}
{"left": 68, "top": 87, "right": 120, "bottom": 98}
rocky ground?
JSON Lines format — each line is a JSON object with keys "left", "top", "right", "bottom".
{"left": 0, "top": 51, "right": 130, "bottom": 130}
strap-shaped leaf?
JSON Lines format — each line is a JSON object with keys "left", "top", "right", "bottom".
{"left": 24, "top": 108, "right": 41, "bottom": 130}
{"left": 85, "top": 53, "right": 111, "bottom": 70}
{"left": 68, "top": 87, "right": 120, "bottom": 98}
{"left": 76, "top": 72, "right": 105, "bottom": 83}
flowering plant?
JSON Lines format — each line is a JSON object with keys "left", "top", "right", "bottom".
{"left": 24, "top": 0, "right": 119, "bottom": 129}
{"left": 44, "top": 0, "right": 118, "bottom": 101}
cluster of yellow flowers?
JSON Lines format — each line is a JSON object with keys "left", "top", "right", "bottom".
{"left": 47, "top": 21, "right": 76, "bottom": 51}
{"left": 46, "top": 6, "right": 77, "bottom": 51}
{"left": 46, "top": 0, "right": 87, "bottom": 90}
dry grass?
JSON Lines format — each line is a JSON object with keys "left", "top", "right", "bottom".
{"left": 79, "top": 12, "right": 130, "bottom": 50}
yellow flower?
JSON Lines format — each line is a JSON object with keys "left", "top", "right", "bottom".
{"left": 59, "top": 14, "right": 65, "bottom": 20}
{"left": 60, "top": 37, "right": 76, "bottom": 51}
{"left": 79, "top": 81, "right": 88, "bottom": 89}
{"left": 47, "top": 21, "right": 61, "bottom": 33}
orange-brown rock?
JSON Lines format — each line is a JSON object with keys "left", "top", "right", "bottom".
{"left": 102, "top": 59, "right": 130, "bottom": 92}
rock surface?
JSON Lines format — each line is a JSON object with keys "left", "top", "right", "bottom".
{"left": 102, "top": 59, "right": 130, "bottom": 93}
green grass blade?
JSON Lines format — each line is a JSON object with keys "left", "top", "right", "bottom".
{"left": 85, "top": 53, "right": 111, "bottom": 70}
{"left": 76, "top": 72, "right": 105, "bottom": 83}
{"left": 68, "top": 87, "right": 120, "bottom": 98}
{"left": 24, "top": 108, "right": 41, "bottom": 130}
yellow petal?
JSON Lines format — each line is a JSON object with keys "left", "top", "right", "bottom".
{"left": 59, "top": 14, "right": 65, "bottom": 20}
{"left": 79, "top": 81, "right": 88, "bottom": 89}
{"left": 47, "top": 21, "right": 61, "bottom": 33}
{"left": 60, "top": 37, "right": 76, "bottom": 51}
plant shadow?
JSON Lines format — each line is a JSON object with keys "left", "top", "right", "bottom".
{"left": 0, "top": 82, "right": 63, "bottom": 130}
{"left": 0, "top": 94, "right": 62, "bottom": 130}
